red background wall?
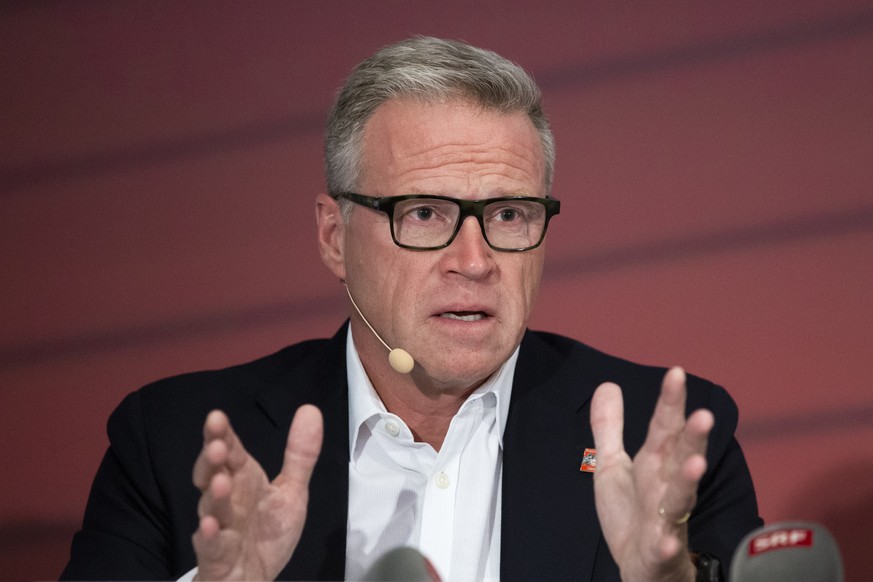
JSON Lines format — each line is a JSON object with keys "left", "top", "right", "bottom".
{"left": 2, "top": 2, "right": 872, "bottom": 579}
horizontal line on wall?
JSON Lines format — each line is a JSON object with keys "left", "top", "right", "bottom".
{"left": 543, "top": 202, "right": 873, "bottom": 279}
{"left": 738, "top": 404, "right": 873, "bottom": 442}
{"left": 0, "top": 114, "right": 325, "bottom": 193}
{"left": 0, "top": 518, "right": 78, "bottom": 552}
{"left": 536, "top": 8, "right": 873, "bottom": 89}
{"left": 2, "top": 9, "right": 872, "bottom": 193}
{"left": 1, "top": 203, "right": 871, "bottom": 372}
{"left": 0, "top": 295, "right": 344, "bottom": 370}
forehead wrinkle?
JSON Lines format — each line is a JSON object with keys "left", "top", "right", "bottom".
{"left": 393, "top": 145, "right": 542, "bottom": 196}
{"left": 360, "top": 101, "right": 545, "bottom": 196}
{"left": 416, "top": 141, "right": 539, "bottom": 171}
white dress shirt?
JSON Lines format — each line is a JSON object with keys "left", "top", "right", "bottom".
{"left": 345, "top": 329, "right": 517, "bottom": 581}
{"left": 179, "top": 330, "right": 517, "bottom": 582}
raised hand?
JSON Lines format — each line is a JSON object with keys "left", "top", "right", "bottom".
{"left": 191, "top": 404, "right": 323, "bottom": 581}
{"left": 590, "top": 367, "right": 713, "bottom": 582}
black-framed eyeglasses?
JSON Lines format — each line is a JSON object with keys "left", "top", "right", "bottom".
{"left": 336, "top": 192, "right": 560, "bottom": 252}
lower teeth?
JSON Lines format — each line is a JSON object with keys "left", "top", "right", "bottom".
{"left": 442, "top": 313, "right": 483, "bottom": 322}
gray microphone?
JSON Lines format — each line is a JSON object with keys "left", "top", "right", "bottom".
{"left": 729, "top": 521, "right": 843, "bottom": 581}
{"left": 361, "top": 547, "right": 442, "bottom": 581}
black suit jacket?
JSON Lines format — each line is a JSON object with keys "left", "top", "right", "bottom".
{"left": 61, "top": 326, "right": 761, "bottom": 580}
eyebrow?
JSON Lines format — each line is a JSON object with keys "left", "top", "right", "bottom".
{"left": 400, "top": 188, "right": 540, "bottom": 198}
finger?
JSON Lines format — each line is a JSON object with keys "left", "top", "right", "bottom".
{"left": 682, "top": 408, "right": 714, "bottom": 459}
{"left": 659, "top": 409, "right": 713, "bottom": 519}
{"left": 672, "top": 408, "right": 713, "bottom": 487}
{"left": 208, "top": 472, "right": 237, "bottom": 527}
{"left": 193, "top": 411, "right": 231, "bottom": 490}
{"left": 192, "top": 515, "right": 221, "bottom": 561}
{"left": 659, "top": 454, "right": 706, "bottom": 518}
{"left": 278, "top": 404, "right": 323, "bottom": 489}
{"left": 591, "top": 382, "right": 625, "bottom": 460}
{"left": 663, "top": 407, "right": 712, "bottom": 483}
{"left": 193, "top": 410, "right": 250, "bottom": 490}
{"left": 196, "top": 469, "right": 234, "bottom": 522}
{"left": 192, "top": 515, "right": 240, "bottom": 578}
{"left": 209, "top": 410, "right": 252, "bottom": 472}
{"left": 203, "top": 408, "right": 231, "bottom": 441}
{"left": 658, "top": 533, "right": 683, "bottom": 561}
{"left": 643, "top": 367, "right": 688, "bottom": 451}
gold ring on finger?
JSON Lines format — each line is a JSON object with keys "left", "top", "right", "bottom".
{"left": 658, "top": 504, "right": 691, "bottom": 525}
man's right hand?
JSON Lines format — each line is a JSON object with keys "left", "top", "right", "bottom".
{"left": 191, "top": 404, "right": 323, "bottom": 581}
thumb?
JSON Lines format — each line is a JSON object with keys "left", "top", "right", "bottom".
{"left": 278, "top": 404, "right": 323, "bottom": 489}
{"left": 590, "top": 382, "right": 626, "bottom": 461}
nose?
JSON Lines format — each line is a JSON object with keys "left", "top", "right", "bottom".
{"left": 440, "top": 216, "right": 495, "bottom": 279}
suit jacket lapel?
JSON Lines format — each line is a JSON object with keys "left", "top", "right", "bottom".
{"left": 501, "top": 330, "right": 607, "bottom": 581}
{"left": 249, "top": 326, "right": 613, "bottom": 580}
{"left": 256, "top": 325, "right": 351, "bottom": 581}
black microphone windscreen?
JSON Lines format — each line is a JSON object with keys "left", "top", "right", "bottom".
{"left": 729, "top": 521, "right": 843, "bottom": 582}
{"left": 361, "top": 546, "right": 442, "bottom": 582}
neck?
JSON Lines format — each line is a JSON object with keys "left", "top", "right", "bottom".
{"left": 373, "top": 377, "right": 481, "bottom": 451}
{"left": 350, "top": 319, "right": 486, "bottom": 450}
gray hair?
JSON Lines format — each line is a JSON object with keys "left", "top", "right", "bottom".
{"left": 324, "top": 36, "right": 555, "bottom": 214}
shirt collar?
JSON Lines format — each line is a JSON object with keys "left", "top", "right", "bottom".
{"left": 346, "top": 326, "right": 518, "bottom": 456}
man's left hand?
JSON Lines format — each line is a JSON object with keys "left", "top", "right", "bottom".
{"left": 590, "top": 367, "right": 713, "bottom": 582}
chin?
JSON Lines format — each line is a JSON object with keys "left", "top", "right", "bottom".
{"left": 421, "top": 351, "right": 506, "bottom": 389}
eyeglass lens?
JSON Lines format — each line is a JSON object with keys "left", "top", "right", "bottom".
{"left": 392, "top": 198, "right": 548, "bottom": 250}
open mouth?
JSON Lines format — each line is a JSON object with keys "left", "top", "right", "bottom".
{"left": 439, "top": 311, "right": 487, "bottom": 322}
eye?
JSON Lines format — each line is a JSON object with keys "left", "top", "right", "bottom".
{"left": 414, "top": 206, "right": 435, "bottom": 221}
{"left": 397, "top": 200, "right": 454, "bottom": 223}
{"left": 491, "top": 205, "right": 527, "bottom": 223}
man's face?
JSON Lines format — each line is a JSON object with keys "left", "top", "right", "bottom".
{"left": 326, "top": 99, "right": 547, "bottom": 390}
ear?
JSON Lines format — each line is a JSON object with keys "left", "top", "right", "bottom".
{"left": 315, "top": 193, "right": 347, "bottom": 280}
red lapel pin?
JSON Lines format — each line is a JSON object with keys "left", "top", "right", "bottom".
{"left": 580, "top": 448, "right": 597, "bottom": 473}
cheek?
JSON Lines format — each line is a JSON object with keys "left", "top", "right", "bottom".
{"left": 510, "top": 255, "right": 544, "bottom": 322}
{"left": 352, "top": 243, "right": 423, "bottom": 315}
{"left": 345, "top": 222, "right": 394, "bottom": 279}
{"left": 515, "top": 252, "right": 544, "bottom": 295}
{"left": 388, "top": 257, "right": 435, "bottom": 312}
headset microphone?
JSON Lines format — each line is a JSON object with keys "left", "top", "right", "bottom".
{"left": 343, "top": 281, "right": 415, "bottom": 374}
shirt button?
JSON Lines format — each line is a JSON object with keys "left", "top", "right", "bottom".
{"left": 384, "top": 421, "right": 400, "bottom": 437}
{"left": 434, "top": 472, "right": 451, "bottom": 489}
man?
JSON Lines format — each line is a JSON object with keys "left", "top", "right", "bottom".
{"left": 62, "top": 37, "right": 761, "bottom": 581}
